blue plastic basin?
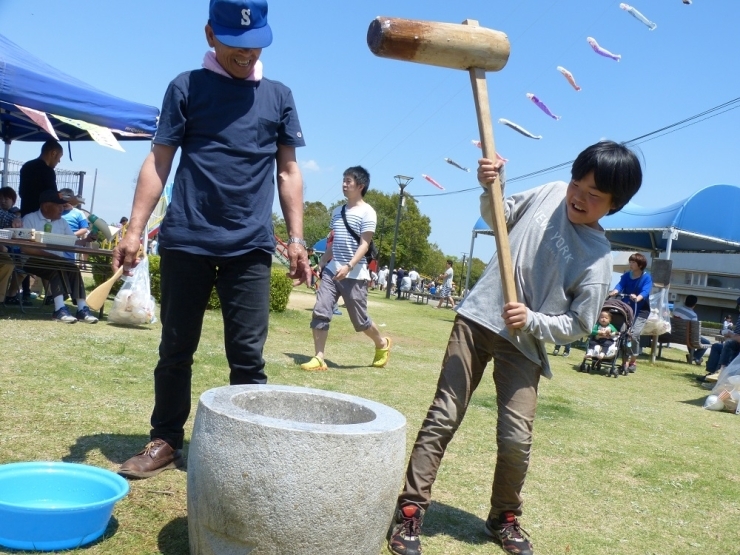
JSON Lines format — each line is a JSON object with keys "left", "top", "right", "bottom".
{"left": 0, "top": 462, "right": 129, "bottom": 551}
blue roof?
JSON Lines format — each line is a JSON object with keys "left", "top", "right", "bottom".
{"left": 473, "top": 216, "right": 494, "bottom": 233}
{"left": 0, "top": 33, "right": 158, "bottom": 142}
{"left": 472, "top": 184, "right": 740, "bottom": 253}
{"left": 312, "top": 237, "right": 327, "bottom": 252}
{"left": 604, "top": 184, "right": 740, "bottom": 252}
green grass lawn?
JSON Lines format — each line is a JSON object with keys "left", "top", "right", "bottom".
{"left": 1, "top": 288, "right": 738, "bottom": 554}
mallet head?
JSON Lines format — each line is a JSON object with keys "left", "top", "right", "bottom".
{"left": 367, "top": 16, "right": 510, "bottom": 72}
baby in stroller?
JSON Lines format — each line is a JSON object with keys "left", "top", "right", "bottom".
{"left": 580, "top": 299, "right": 634, "bottom": 377}
{"left": 582, "top": 311, "right": 618, "bottom": 360}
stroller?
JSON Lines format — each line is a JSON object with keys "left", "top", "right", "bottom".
{"left": 579, "top": 298, "right": 635, "bottom": 378}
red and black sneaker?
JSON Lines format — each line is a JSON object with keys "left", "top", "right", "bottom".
{"left": 484, "top": 511, "right": 533, "bottom": 555}
{"left": 387, "top": 504, "right": 424, "bottom": 555}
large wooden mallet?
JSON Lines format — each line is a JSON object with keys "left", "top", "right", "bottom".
{"left": 367, "top": 17, "right": 516, "bottom": 303}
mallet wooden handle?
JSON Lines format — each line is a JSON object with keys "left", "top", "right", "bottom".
{"left": 465, "top": 20, "right": 518, "bottom": 305}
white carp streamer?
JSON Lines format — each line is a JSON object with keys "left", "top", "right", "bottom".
{"left": 619, "top": 3, "right": 657, "bottom": 30}
{"left": 498, "top": 119, "right": 542, "bottom": 140}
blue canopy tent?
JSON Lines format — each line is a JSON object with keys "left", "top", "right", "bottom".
{"left": 0, "top": 33, "right": 159, "bottom": 190}
{"left": 465, "top": 184, "right": 740, "bottom": 292}
{"left": 465, "top": 216, "right": 495, "bottom": 292}
{"left": 603, "top": 184, "right": 740, "bottom": 254}
{"left": 312, "top": 237, "right": 328, "bottom": 253}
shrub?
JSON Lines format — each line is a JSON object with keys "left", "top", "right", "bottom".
{"left": 149, "top": 255, "right": 161, "bottom": 303}
{"left": 204, "top": 265, "right": 294, "bottom": 312}
{"left": 269, "top": 267, "right": 294, "bottom": 312}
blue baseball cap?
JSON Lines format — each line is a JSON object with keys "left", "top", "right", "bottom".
{"left": 209, "top": 0, "right": 273, "bottom": 49}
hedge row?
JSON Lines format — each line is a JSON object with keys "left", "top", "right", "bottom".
{"left": 92, "top": 255, "right": 293, "bottom": 312}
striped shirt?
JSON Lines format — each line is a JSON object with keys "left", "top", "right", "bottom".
{"left": 327, "top": 202, "right": 376, "bottom": 280}
{"left": 672, "top": 304, "right": 697, "bottom": 321}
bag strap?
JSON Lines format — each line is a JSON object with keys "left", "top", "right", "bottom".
{"left": 341, "top": 205, "right": 362, "bottom": 245}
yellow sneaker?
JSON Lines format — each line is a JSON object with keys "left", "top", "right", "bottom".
{"left": 371, "top": 337, "right": 392, "bottom": 368}
{"left": 704, "top": 371, "right": 720, "bottom": 383}
{"left": 300, "top": 356, "right": 328, "bottom": 371}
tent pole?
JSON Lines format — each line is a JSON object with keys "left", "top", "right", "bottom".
{"left": 1, "top": 140, "right": 9, "bottom": 188}
{"left": 651, "top": 227, "right": 677, "bottom": 363}
{"left": 465, "top": 231, "right": 476, "bottom": 294}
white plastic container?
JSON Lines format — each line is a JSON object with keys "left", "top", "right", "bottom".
{"left": 12, "top": 228, "right": 77, "bottom": 246}
{"left": 34, "top": 232, "right": 78, "bottom": 247}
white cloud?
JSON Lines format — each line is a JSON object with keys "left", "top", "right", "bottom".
{"left": 301, "top": 159, "right": 321, "bottom": 172}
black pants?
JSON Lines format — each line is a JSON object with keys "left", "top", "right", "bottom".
{"left": 26, "top": 260, "right": 86, "bottom": 300}
{"left": 151, "top": 247, "right": 272, "bottom": 449}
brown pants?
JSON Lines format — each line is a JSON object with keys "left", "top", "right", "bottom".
{"left": 0, "top": 261, "right": 14, "bottom": 298}
{"left": 398, "top": 315, "right": 541, "bottom": 518}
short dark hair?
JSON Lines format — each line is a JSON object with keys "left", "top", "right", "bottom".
{"left": 40, "top": 139, "right": 63, "bottom": 156}
{"left": 446, "top": 260, "right": 453, "bottom": 266}
{"left": 343, "top": 166, "right": 370, "bottom": 197}
{"left": 571, "top": 140, "right": 642, "bottom": 215}
{"left": 0, "top": 186, "right": 16, "bottom": 203}
{"left": 684, "top": 295, "right": 698, "bottom": 308}
{"left": 629, "top": 253, "right": 648, "bottom": 270}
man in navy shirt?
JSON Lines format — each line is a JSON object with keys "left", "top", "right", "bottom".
{"left": 115, "top": 0, "right": 310, "bottom": 479}
{"left": 19, "top": 140, "right": 63, "bottom": 217}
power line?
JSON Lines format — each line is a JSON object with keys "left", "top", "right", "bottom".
{"left": 413, "top": 96, "right": 740, "bottom": 198}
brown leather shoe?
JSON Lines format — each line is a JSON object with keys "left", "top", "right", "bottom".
{"left": 118, "top": 439, "right": 184, "bottom": 479}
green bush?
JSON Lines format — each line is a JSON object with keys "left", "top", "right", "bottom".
{"left": 149, "top": 255, "right": 161, "bottom": 303}
{"left": 205, "top": 265, "right": 294, "bottom": 312}
{"left": 135, "top": 258, "right": 292, "bottom": 312}
{"left": 269, "top": 267, "right": 294, "bottom": 312}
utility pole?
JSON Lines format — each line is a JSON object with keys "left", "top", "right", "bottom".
{"left": 387, "top": 175, "right": 413, "bottom": 299}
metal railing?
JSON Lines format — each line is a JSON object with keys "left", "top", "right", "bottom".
{"left": 0, "top": 158, "right": 85, "bottom": 200}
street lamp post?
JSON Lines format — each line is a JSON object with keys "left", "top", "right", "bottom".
{"left": 386, "top": 175, "right": 413, "bottom": 299}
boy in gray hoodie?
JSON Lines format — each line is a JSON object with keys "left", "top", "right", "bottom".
{"left": 388, "top": 141, "right": 642, "bottom": 555}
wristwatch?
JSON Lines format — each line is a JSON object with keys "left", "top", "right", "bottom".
{"left": 287, "top": 237, "right": 307, "bottom": 249}
{"left": 346, "top": 261, "right": 355, "bottom": 271}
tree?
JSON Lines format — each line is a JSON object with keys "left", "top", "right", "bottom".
{"left": 338, "top": 190, "right": 433, "bottom": 271}
{"left": 273, "top": 201, "right": 331, "bottom": 248}
{"left": 467, "top": 257, "right": 488, "bottom": 290}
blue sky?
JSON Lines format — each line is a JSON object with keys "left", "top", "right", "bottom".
{"left": 1, "top": 0, "right": 738, "bottom": 262}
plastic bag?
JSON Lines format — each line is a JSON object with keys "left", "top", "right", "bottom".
{"left": 641, "top": 307, "right": 671, "bottom": 335}
{"left": 108, "top": 256, "right": 157, "bottom": 325}
{"left": 706, "top": 359, "right": 740, "bottom": 413}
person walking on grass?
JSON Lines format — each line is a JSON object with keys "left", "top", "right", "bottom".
{"left": 435, "top": 260, "right": 455, "bottom": 309}
{"left": 608, "top": 252, "right": 652, "bottom": 374}
{"left": 387, "top": 141, "right": 642, "bottom": 555}
{"left": 301, "top": 166, "right": 391, "bottom": 371}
